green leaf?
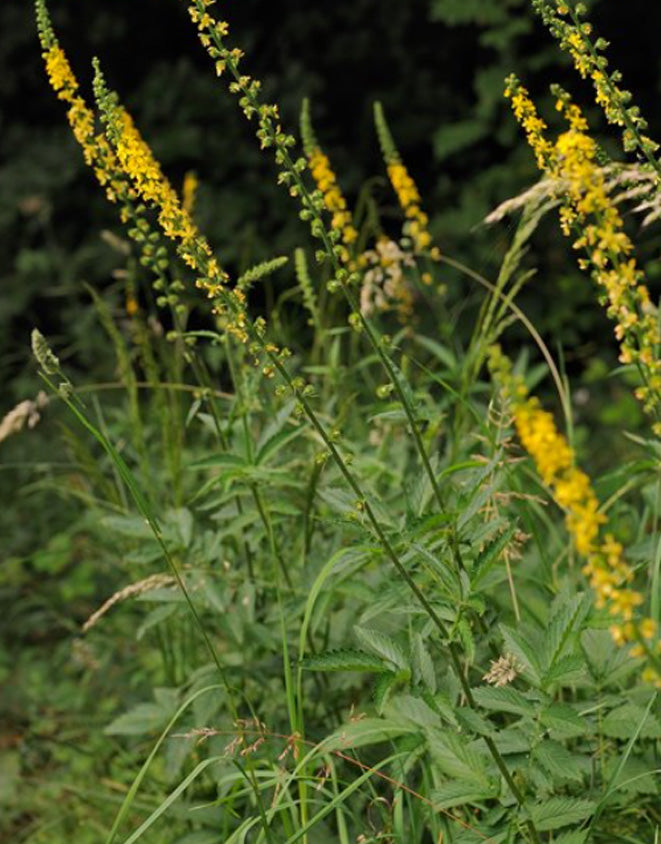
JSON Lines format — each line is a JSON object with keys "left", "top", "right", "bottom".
{"left": 323, "top": 718, "right": 418, "bottom": 752}
{"left": 455, "top": 706, "right": 491, "bottom": 736}
{"left": 385, "top": 693, "right": 443, "bottom": 730}
{"left": 301, "top": 648, "right": 389, "bottom": 673}
{"left": 551, "top": 832, "right": 588, "bottom": 844}
{"left": 540, "top": 703, "right": 588, "bottom": 739}
{"left": 542, "top": 654, "right": 586, "bottom": 687}
{"left": 532, "top": 740, "right": 586, "bottom": 784}
{"left": 105, "top": 688, "right": 179, "bottom": 736}
{"left": 255, "top": 399, "right": 298, "bottom": 460}
{"left": 541, "top": 593, "right": 591, "bottom": 680}
{"left": 601, "top": 703, "right": 661, "bottom": 739}
{"left": 492, "top": 726, "right": 530, "bottom": 755}
{"left": 602, "top": 755, "right": 661, "bottom": 796}
{"left": 472, "top": 684, "right": 535, "bottom": 717}
{"left": 164, "top": 507, "right": 194, "bottom": 548}
{"left": 255, "top": 424, "right": 304, "bottom": 466}
{"left": 500, "top": 624, "right": 542, "bottom": 686}
{"left": 373, "top": 671, "right": 398, "bottom": 713}
{"left": 189, "top": 453, "right": 247, "bottom": 471}
{"left": 528, "top": 797, "right": 595, "bottom": 831}
{"left": 427, "top": 730, "right": 491, "bottom": 784}
{"left": 354, "top": 626, "right": 409, "bottom": 670}
{"left": 432, "top": 778, "right": 498, "bottom": 810}
{"left": 410, "top": 633, "right": 436, "bottom": 693}
{"left": 100, "top": 514, "right": 152, "bottom": 539}
{"left": 470, "top": 525, "right": 516, "bottom": 590}
{"left": 581, "top": 628, "right": 637, "bottom": 685}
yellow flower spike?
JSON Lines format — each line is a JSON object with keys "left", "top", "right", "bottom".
{"left": 507, "top": 78, "right": 661, "bottom": 430}
{"left": 306, "top": 146, "right": 357, "bottom": 264}
{"left": 182, "top": 171, "right": 199, "bottom": 215}
{"left": 374, "top": 102, "right": 435, "bottom": 255}
{"left": 490, "top": 344, "right": 661, "bottom": 685}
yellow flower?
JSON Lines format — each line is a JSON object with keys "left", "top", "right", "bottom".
{"left": 506, "top": 77, "right": 661, "bottom": 428}
{"left": 489, "top": 344, "right": 659, "bottom": 683}
{"left": 386, "top": 161, "right": 432, "bottom": 252}
{"left": 307, "top": 147, "right": 357, "bottom": 263}
{"left": 182, "top": 170, "right": 199, "bottom": 215}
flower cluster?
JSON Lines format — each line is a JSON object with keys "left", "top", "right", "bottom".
{"left": 91, "top": 65, "right": 254, "bottom": 344}
{"left": 358, "top": 237, "right": 415, "bottom": 319}
{"left": 186, "top": 0, "right": 351, "bottom": 289}
{"left": 38, "top": 0, "right": 256, "bottom": 350}
{"left": 374, "top": 103, "right": 434, "bottom": 255}
{"left": 532, "top": 0, "right": 659, "bottom": 160}
{"left": 489, "top": 346, "right": 660, "bottom": 684}
{"left": 505, "top": 78, "right": 661, "bottom": 433}
{"left": 504, "top": 77, "right": 553, "bottom": 170}
{"left": 37, "top": 13, "right": 122, "bottom": 204}
{"left": 307, "top": 148, "right": 358, "bottom": 263}
{"left": 182, "top": 170, "right": 199, "bottom": 215}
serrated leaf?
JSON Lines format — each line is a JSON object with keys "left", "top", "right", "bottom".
{"left": 457, "top": 617, "right": 476, "bottom": 664}
{"left": 301, "top": 648, "right": 388, "bottom": 673}
{"left": 602, "top": 703, "right": 661, "bottom": 739}
{"left": 500, "top": 624, "right": 542, "bottom": 686}
{"left": 432, "top": 778, "right": 498, "bottom": 810}
{"left": 472, "top": 684, "right": 535, "bottom": 717}
{"left": 552, "top": 832, "right": 588, "bottom": 844}
{"left": 528, "top": 797, "right": 595, "bottom": 831}
{"left": 581, "top": 628, "right": 637, "bottom": 685}
{"left": 532, "top": 740, "right": 585, "bottom": 784}
{"left": 410, "top": 633, "right": 436, "bottom": 693}
{"left": 427, "top": 730, "right": 491, "bottom": 784}
{"left": 542, "top": 593, "right": 591, "bottom": 678}
{"left": 470, "top": 525, "right": 517, "bottom": 591}
{"left": 354, "top": 627, "right": 409, "bottom": 670}
{"left": 373, "top": 671, "right": 398, "bottom": 713}
{"left": 543, "top": 654, "right": 586, "bottom": 687}
{"left": 492, "top": 726, "right": 531, "bottom": 755}
{"left": 540, "top": 704, "right": 588, "bottom": 739}
{"left": 603, "top": 755, "right": 661, "bottom": 796}
{"left": 385, "top": 693, "right": 443, "bottom": 729}
{"left": 455, "top": 706, "right": 491, "bottom": 736}
{"left": 323, "top": 718, "right": 418, "bottom": 752}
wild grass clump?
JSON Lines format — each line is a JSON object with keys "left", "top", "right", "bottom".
{"left": 9, "top": 0, "right": 661, "bottom": 841}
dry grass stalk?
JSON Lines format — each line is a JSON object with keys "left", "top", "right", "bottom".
{"left": 82, "top": 573, "right": 176, "bottom": 632}
{"left": 0, "top": 391, "right": 49, "bottom": 444}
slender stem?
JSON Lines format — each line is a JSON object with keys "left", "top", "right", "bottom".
{"left": 199, "top": 5, "right": 450, "bottom": 528}
{"left": 259, "top": 348, "right": 537, "bottom": 834}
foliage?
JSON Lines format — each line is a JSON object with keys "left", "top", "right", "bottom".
{"left": 5, "top": 0, "right": 661, "bottom": 843}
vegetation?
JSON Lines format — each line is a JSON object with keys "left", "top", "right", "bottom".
{"left": 4, "top": 0, "right": 661, "bottom": 841}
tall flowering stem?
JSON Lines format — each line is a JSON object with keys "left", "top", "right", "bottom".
{"left": 489, "top": 345, "right": 661, "bottom": 686}
{"left": 300, "top": 99, "right": 357, "bottom": 266}
{"left": 374, "top": 102, "right": 436, "bottom": 258}
{"left": 532, "top": 0, "right": 661, "bottom": 169}
{"left": 505, "top": 77, "right": 661, "bottom": 433}
{"left": 185, "top": 0, "right": 453, "bottom": 528}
